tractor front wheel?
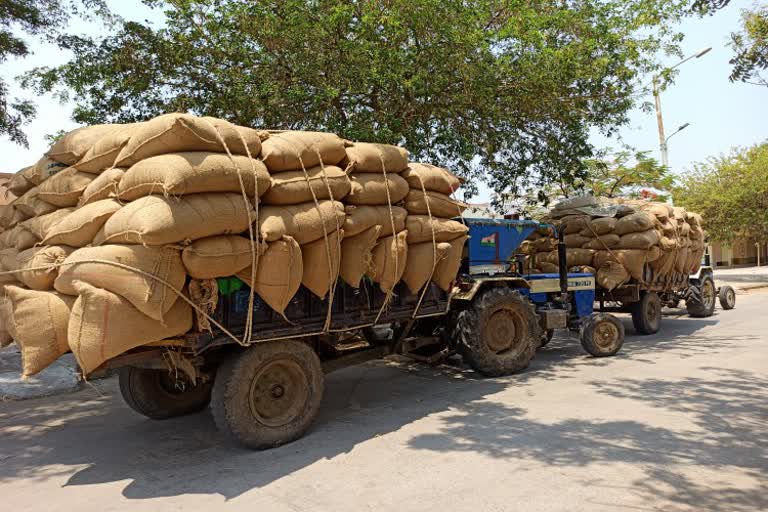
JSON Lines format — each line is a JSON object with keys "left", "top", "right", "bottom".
{"left": 580, "top": 313, "right": 625, "bottom": 357}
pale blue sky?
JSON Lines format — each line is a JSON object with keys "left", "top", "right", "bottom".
{"left": 1, "top": 0, "right": 765, "bottom": 198}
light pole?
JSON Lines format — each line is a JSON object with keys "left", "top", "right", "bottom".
{"left": 652, "top": 47, "right": 712, "bottom": 168}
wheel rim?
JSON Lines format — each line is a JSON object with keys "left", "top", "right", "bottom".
{"left": 645, "top": 296, "right": 660, "bottom": 328}
{"left": 484, "top": 308, "right": 525, "bottom": 355}
{"left": 726, "top": 289, "right": 735, "bottom": 306}
{"left": 702, "top": 280, "right": 715, "bottom": 309}
{"left": 249, "top": 358, "right": 309, "bottom": 428}
{"left": 593, "top": 321, "right": 620, "bottom": 351}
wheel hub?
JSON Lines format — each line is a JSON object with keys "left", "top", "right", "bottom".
{"left": 485, "top": 309, "right": 518, "bottom": 352}
{"left": 702, "top": 280, "right": 715, "bottom": 308}
{"left": 249, "top": 359, "right": 309, "bottom": 428}
{"left": 593, "top": 321, "right": 619, "bottom": 350}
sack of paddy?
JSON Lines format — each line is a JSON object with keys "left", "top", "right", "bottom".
{"left": 403, "top": 189, "right": 468, "bottom": 218}
{"left": 584, "top": 217, "right": 616, "bottom": 236}
{"left": 17, "top": 245, "right": 74, "bottom": 290}
{"left": 258, "top": 200, "right": 345, "bottom": 245}
{"left": 97, "top": 193, "right": 255, "bottom": 246}
{"left": 564, "top": 233, "right": 591, "bottom": 248}
{"left": 301, "top": 230, "right": 343, "bottom": 299}
{"left": 402, "top": 241, "right": 450, "bottom": 294}
{"left": 14, "top": 187, "right": 58, "bottom": 217}
{"left": 570, "top": 265, "right": 596, "bottom": 275}
{"left": 261, "top": 165, "right": 350, "bottom": 205}
{"left": 20, "top": 208, "right": 75, "bottom": 240}
{"left": 560, "top": 215, "right": 591, "bottom": 235}
{"left": 675, "top": 247, "right": 691, "bottom": 273}
{"left": 538, "top": 262, "right": 560, "bottom": 274}
{"left": 29, "top": 157, "right": 68, "bottom": 184}
{"left": 37, "top": 167, "right": 95, "bottom": 207}
{"left": 368, "top": 230, "right": 408, "bottom": 293}
{"left": 79, "top": 167, "right": 125, "bottom": 205}
{"left": 433, "top": 236, "right": 468, "bottom": 291}
{"left": 406, "top": 216, "right": 468, "bottom": 244}
{"left": 55, "top": 244, "right": 186, "bottom": 321}
{"left": 533, "top": 237, "right": 558, "bottom": 252}
{"left": 118, "top": 152, "right": 271, "bottom": 201}
{"left": 0, "top": 297, "right": 13, "bottom": 348}
{"left": 618, "top": 229, "right": 660, "bottom": 250}
{"left": 0, "top": 248, "right": 20, "bottom": 273}
{"left": 260, "top": 130, "right": 347, "bottom": 172}
{"left": 340, "top": 225, "right": 381, "bottom": 288}
{"left": 42, "top": 199, "right": 121, "bottom": 247}
{"left": 343, "top": 205, "right": 407, "bottom": 237}
{"left": 614, "top": 212, "right": 655, "bottom": 235}
{"left": 596, "top": 261, "right": 629, "bottom": 291}
{"left": 535, "top": 250, "right": 558, "bottom": 267}
{"left": 1, "top": 225, "right": 40, "bottom": 251}
{"left": 346, "top": 173, "right": 409, "bottom": 205}
{"left": 73, "top": 124, "right": 135, "bottom": 173}
{"left": 0, "top": 205, "right": 29, "bottom": 230}
{"left": 236, "top": 236, "right": 303, "bottom": 315}
{"left": 344, "top": 142, "right": 409, "bottom": 173}
{"left": 46, "top": 124, "right": 123, "bottom": 166}
{"left": 115, "top": 114, "right": 263, "bottom": 167}
{"left": 7, "top": 171, "right": 34, "bottom": 197}
{"left": 566, "top": 248, "right": 595, "bottom": 267}
{"left": 582, "top": 234, "right": 621, "bottom": 250}
{"left": 68, "top": 282, "right": 193, "bottom": 375}
{"left": 401, "top": 163, "right": 461, "bottom": 195}
{"left": 5, "top": 286, "right": 75, "bottom": 377}
{"left": 641, "top": 202, "right": 672, "bottom": 222}
{"left": 182, "top": 235, "right": 263, "bottom": 279}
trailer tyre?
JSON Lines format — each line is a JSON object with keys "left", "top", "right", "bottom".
{"left": 580, "top": 313, "right": 625, "bottom": 357}
{"left": 630, "top": 291, "right": 661, "bottom": 335}
{"left": 455, "top": 287, "right": 539, "bottom": 377}
{"left": 539, "top": 329, "right": 555, "bottom": 348}
{"left": 718, "top": 285, "right": 736, "bottom": 310}
{"left": 211, "top": 340, "right": 324, "bottom": 450}
{"left": 118, "top": 367, "right": 212, "bottom": 420}
{"left": 686, "top": 274, "right": 716, "bottom": 318}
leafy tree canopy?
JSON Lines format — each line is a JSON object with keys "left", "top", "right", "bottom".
{"left": 728, "top": 4, "right": 768, "bottom": 86}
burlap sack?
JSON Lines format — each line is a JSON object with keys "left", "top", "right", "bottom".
{"left": 42, "top": 199, "right": 121, "bottom": 247}
{"left": 17, "top": 245, "right": 74, "bottom": 290}
{"left": 672, "top": 206, "right": 687, "bottom": 222}
{"left": 115, "top": 114, "right": 263, "bottom": 167}
{"left": 340, "top": 225, "right": 381, "bottom": 288}
{"left": 405, "top": 216, "right": 468, "bottom": 244}
{"left": 518, "top": 240, "right": 535, "bottom": 256}
{"left": 675, "top": 247, "right": 691, "bottom": 273}
{"left": 79, "top": 167, "right": 125, "bottom": 205}
{"left": 258, "top": 200, "right": 345, "bottom": 245}
{"left": 0, "top": 205, "right": 28, "bottom": 230}
{"left": 260, "top": 131, "right": 347, "bottom": 172}
{"left": 433, "top": 235, "right": 467, "bottom": 291}
{"left": 538, "top": 262, "right": 559, "bottom": 273}
{"left": 236, "top": 236, "right": 303, "bottom": 315}
{"left": 343, "top": 205, "right": 407, "bottom": 237}
{"left": 403, "top": 189, "right": 468, "bottom": 218}
{"left": 564, "top": 233, "right": 591, "bottom": 248}
{"left": 7, "top": 171, "right": 34, "bottom": 196}
{"left": 583, "top": 217, "right": 616, "bottom": 236}
{"left": 74, "top": 124, "right": 136, "bottom": 173}
{"left": 0, "top": 297, "right": 13, "bottom": 348}
{"left": 566, "top": 248, "right": 595, "bottom": 267}
{"left": 570, "top": 265, "right": 596, "bottom": 275}
{"left": 46, "top": 124, "right": 122, "bottom": 165}
{"left": 261, "top": 165, "right": 350, "bottom": 205}
{"left": 686, "top": 212, "right": 702, "bottom": 227}
{"left": 596, "top": 261, "right": 629, "bottom": 291}
{"left": 98, "top": 193, "right": 255, "bottom": 246}
{"left": 29, "top": 157, "right": 68, "bottom": 184}
{"left": 614, "top": 212, "right": 655, "bottom": 235}
{"left": 402, "top": 241, "right": 450, "bottom": 294}
{"left": 68, "top": 282, "right": 193, "bottom": 375}
{"left": 14, "top": 188, "right": 58, "bottom": 217}
{"left": 535, "top": 250, "right": 558, "bottom": 267}
{"left": 658, "top": 235, "right": 679, "bottom": 251}
{"left": 346, "top": 173, "right": 409, "bottom": 205}
{"left": 368, "top": 231, "right": 408, "bottom": 293}
{"left": 560, "top": 215, "right": 591, "bottom": 235}
{"left": 5, "top": 286, "right": 75, "bottom": 376}
{"left": 533, "top": 237, "right": 558, "bottom": 252}
{"left": 641, "top": 202, "right": 672, "bottom": 222}
{"left": 344, "top": 143, "right": 409, "bottom": 173}
{"left": 401, "top": 163, "right": 461, "bottom": 195}
{"left": 20, "top": 208, "right": 75, "bottom": 240}
{"left": 660, "top": 220, "right": 677, "bottom": 237}
{"left": 618, "top": 229, "right": 660, "bottom": 250}
{"left": 182, "top": 235, "right": 262, "bottom": 279}
{"left": 0, "top": 248, "right": 20, "bottom": 272}
{"left": 37, "top": 167, "right": 95, "bottom": 207}
{"left": 582, "top": 234, "right": 620, "bottom": 250}
{"left": 118, "top": 152, "right": 271, "bottom": 200}
{"left": 1, "top": 225, "right": 40, "bottom": 250}
{"left": 301, "top": 230, "right": 343, "bottom": 299}
{"left": 55, "top": 244, "right": 186, "bottom": 321}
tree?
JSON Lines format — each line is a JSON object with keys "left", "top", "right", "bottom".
{"left": 22, "top": 0, "right": 702, "bottom": 197}
{"left": 674, "top": 142, "right": 768, "bottom": 243}
{"left": 728, "top": 4, "right": 768, "bottom": 86}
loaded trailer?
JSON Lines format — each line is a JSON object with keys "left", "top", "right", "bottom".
{"left": 107, "top": 219, "right": 625, "bottom": 449}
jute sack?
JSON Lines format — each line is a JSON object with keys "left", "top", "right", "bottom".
{"left": 582, "top": 234, "right": 620, "bottom": 250}
{"left": 182, "top": 235, "right": 263, "bottom": 279}
{"left": 538, "top": 262, "right": 559, "bottom": 273}
{"left": 533, "top": 237, "right": 558, "bottom": 252}
{"left": 403, "top": 189, "right": 468, "bottom": 218}
{"left": 20, "top": 208, "right": 75, "bottom": 240}
{"left": 37, "top": 167, "right": 95, "bottom": 207}
{"left": 675, "top": 247, "right": 691, "bottom": 273}
{"left": 570, "top": 265, "right": 596, "bottom": 275}
{"left": 17, "top": 245, "right": 74, "bottom": 290}
{"left": 658, "top": 235, "right": 679, "bottom": 251}
{"left": 118, "top": 152, "right": 271, "bottom": 201}
{"left": 402, "top": 241, "right": 450, "bottom": 294}
{"left": 566, "top": 248, "right": 595, "bottom": 267}
{"left": 368, "top": 230, "right": 408, "bottom": 293}
{"left": 0, "top": 248, "right": 20, "bottom": 273}
{"left": 564, "top": 233, "right": 591, "bottom": 248}
{"left": 686, "top": 212, "right": 702, "bottom": 227}
{"left": 42, "top": 199, "right": 121, "bottom": 247}
{"left": 346, "top": 173, "right": 409, "bottom": 205}
{"left": 401, "top": 163, "right": 461, "bottom": 195}
{"left": 0, "top": 297, "right": 13, "bottom": 348}
{"left": 55, "top": 244, "right": 186, "bottom": 321}
{"left": 584, "top": 217, "right": 616, "bottom": 236}
{"left": 614, "top": 212, "right": 655, "bottom": 235}
{"left": 433, "top": 235, "right": 467, "bottom": 291}
{"left": 596, "top": 261, "right": 629, "bottom": 291}
{"left": 344, "top": 143, "right": 409, "bottom": 173}
{"left": 0, "top": 205, "right": 29, "bottom": 230}
{"left": 79, "top": 167, "right": 125, "bottom": 205}
{"left": 301, "top": 229, "right": 343, "bottom": 299}
{"left": 73, "top": 124, "right": 137, "bottom": 173}
{"left": 115, "top": 114, "right": 263, "bottom": 167}
{"left": 5, "top": 286, "right": 75, "bottom": 377}
{"left": 236, "top": 236, "right": 303, "bottom": 315}
{"left": 258, "top": 200, "right": 345, "bottom": 245}
{"left": 535, "top": 250, "right": 558, "bottom": 267}
{"left": 46, "top": 124, "right": 122, "bottom": 165}
{"left": 260, "top": 131, "right": 347, "bottom": 172}
{"left": 560, "top": 215, "right": 591, "bottom": 235}
{"left": 261, "top": 165, "right": 350, "bottom": 205}
{"left": 641, "top": 202, "right": 672, "bottom": 222}
{"left": 343, "top": 205, "right": 406, "bottom": 237}
{"left": 29, "top": 157, "right": 68, "bottom": 184}
{"left": 68, "top": 282, "right": 193, "bottom": 375}
{"left": 14, "top": 188, "right": 58, "bottom": 217}
{"left": 340, "top": 225, "right": 381, "bottom": 288}
{"left": 405, "top": 216, "right": 468, "bottom": 244}
{"left": 7, "top": 171, "right": 34, "bottom": 196}
{"left": 618, "top": 229, "right": 660, "bottom": 250}
{"left": 98, "top": 193, "right": 255, "bottom": 246}
{"left": 2, "top": 225, "right": 40, "bottom": 251}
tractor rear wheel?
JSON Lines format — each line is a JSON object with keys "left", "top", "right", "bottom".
{"left": 630, "top": 291, "right": 662, "bottom": 335}
{"left": 686, "top": 274, "right": 716, "bottom": 318}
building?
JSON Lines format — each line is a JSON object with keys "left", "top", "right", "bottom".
{"left": 710, "top": 239, "right": 766, "bottom": 267}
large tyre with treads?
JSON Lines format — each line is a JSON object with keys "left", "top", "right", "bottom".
{"left": 454, "top": 287, "right": 539, "bottom": 377}
{"left": 119, "top": 367, "right": 213, "bottom": 420}
{"left": 686, "top": 274, "right": 716, "bottom": 318}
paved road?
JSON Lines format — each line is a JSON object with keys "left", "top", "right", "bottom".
{"left": 1, "top": 291, "right": 766, "bottom": 512}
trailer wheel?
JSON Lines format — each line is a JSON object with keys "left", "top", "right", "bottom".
{"left": 455, "top": 287, "right": 539, "bottom": 377}
{"left": 580, "top": 313, "right": 625, "bottom": 357}
{"left": 539, "top": 329, "right": 555, "bottom": 348}
{"left": 630, "top": 291, "right": 661, "bottom": 335}
{"left": 686, "top": 274, "right": 716, "bottom": 318}
{"left": 118, "top": 367, "right": 212, "bottom": 420}
{"left": 211, "top": 340, "right": 323, "bottom": 450}
{"left": 718, "top": 285, "right": 736, "bottom": 310}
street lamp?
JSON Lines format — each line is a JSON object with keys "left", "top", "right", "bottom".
{"left": 652, "top": 47, "right": 712, "bottom": 168}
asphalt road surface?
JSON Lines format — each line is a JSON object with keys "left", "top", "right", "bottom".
{"left": 1, "top": 290, "right": 766, "bottom": 512}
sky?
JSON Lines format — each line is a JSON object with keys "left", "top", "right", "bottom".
{"left": 1, "top": 0, "right": 766, "bottom": 200}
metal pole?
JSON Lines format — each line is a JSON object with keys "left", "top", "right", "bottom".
{"left": 653, "top": 76, "right": 668, "bottom": 167}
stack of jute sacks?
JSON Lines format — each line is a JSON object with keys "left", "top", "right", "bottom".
{"left": 521, "top": 197, "right": 705, "bottom": 291}
{"left": 0, "top": 114, "right": 469, "bottom": 378}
